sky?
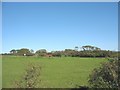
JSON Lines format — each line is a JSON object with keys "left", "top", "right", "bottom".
{"left": 2, "top": 2, "right": 118, "bottom": 53}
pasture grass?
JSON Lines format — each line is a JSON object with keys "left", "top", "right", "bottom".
{"left": 2, "top": 56, "right": 108, "bottom": 88}
{"left": 0, "top": 55, "right": 2, "bottom": 89}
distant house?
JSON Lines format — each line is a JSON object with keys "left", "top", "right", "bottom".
{"left": 23, "top": 54, "right": 26, "bottom": 56}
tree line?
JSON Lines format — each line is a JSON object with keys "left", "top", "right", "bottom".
{"left": 3, "top": 45, "right": 118, "bottom": 58}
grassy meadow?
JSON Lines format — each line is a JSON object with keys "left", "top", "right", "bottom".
{"left": 2, "top": 56, "right": 108, "bottom": 88}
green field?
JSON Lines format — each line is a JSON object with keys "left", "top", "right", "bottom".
{"left": 2, "top": 56, "right": 108, "bottom": 88}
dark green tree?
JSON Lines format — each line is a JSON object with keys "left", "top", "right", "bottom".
{"left": 75, "top": 46, "right": 79, "bottom": 51}
{"left": 35, "top": 49, "right": 47, "bottom": 57}
{"left": 10, "top": 49, "right": 17, "bottom": 55}
{"left": 17, "top": 48, "right": 31, "bottom": 56}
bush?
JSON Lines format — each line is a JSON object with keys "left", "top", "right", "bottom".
{"left": 88, "top": 58, "right": 119, "bottom": 88}
{"left": 14, "top": 63, "right": 41, "bottom": 88}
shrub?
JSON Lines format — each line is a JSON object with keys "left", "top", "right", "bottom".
{"left": 88, "top": 58, "right": 119, "bottom": 88}
{"left": 14, "top": 63, "right": 41, "bottom": 88}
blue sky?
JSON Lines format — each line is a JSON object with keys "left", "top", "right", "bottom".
{"left": 2, "top": 2, "right": 118, "bottom": 53}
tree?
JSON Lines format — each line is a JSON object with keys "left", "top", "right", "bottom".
{"left": 64, "top": 49, "right": 75, "bottom": 57}
{"left": 10, "top": 49, "right": 17, "bottom": 55}
{"left": 75, "top": 46, "right": 79, "bottom": 51}
{"left": 94, "top": 47, "right": 101, "bottom": 51}
{"left": 35, "top": 49, "right": 47, "bottom": 57}
{"left": 82, "top": 45, "right": 92, "bottom": 51}
{"left": 52, "top": 51, "right": 62, "bottom": 57}
{"left": 82, "top": 45, "right": 101, "bottom": 51}
{"left": 30, "top": 49, "right": 34, "bottom": 53}
{"left": 17, "top": 48, "right": 31, "bottom": 56}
